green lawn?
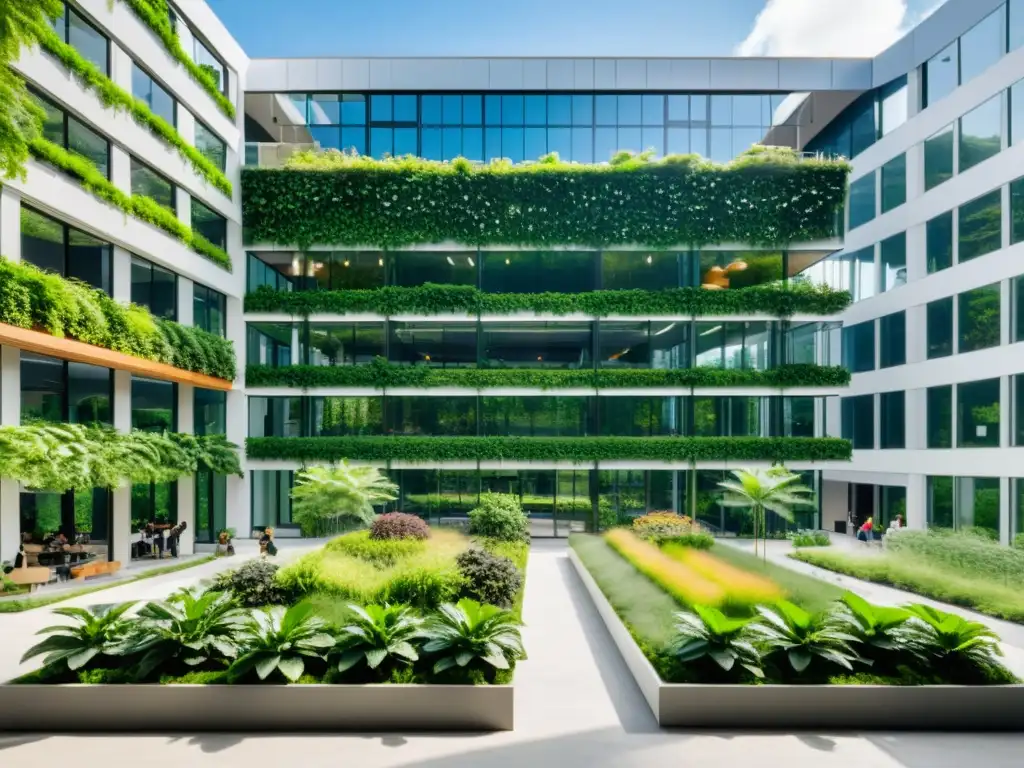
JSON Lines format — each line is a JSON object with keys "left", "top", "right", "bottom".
{"left": 710, "top": 543, "right": 843, "bottom": 615}
{"left": 791, "top": 548, "right": 1024, "bottom": 623}
{"left": 0, "top": 556, "right": 216, "bottom": 613}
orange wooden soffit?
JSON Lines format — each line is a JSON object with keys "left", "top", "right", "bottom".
{"left": 0, "top": 322, "right": 233, "bottom": 391}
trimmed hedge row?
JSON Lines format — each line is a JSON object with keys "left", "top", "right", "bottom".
{"left": 0, "top": 257, "right": 236, "bottom": 380}
{"left": 245, "top": 436, "right": 853, "bottom": 463}
{"left": 245, "top": 360, "right": 850, "bottom": 389}
{"left": 33, "top": 20, "right": 232, "bottom": 196}
{"left": 245, "top": 283, "right": 852, "bottom": 317}
{"left": 242, "top": 147, "right": 849, "bottom": 248}
{"left": 29, "top": 138, "right": 231, "bottom": 270}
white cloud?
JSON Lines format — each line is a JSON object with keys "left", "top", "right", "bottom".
{"left": 736, "top": 0, "right": 915, "bottom": 57}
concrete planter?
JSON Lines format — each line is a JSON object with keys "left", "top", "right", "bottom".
{"left": 569, "top": 548, "right": 1024, "bottom": 730}
{"left": 0, "top": 682, "right": 514, "bottom": 732}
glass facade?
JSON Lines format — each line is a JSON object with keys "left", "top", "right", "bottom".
{"left": 927, "top": 385, "right": 953, "bottom": 448}
{"left": 21, "top": 206, "right": 111, "bottom": 294}
{"left": 842, "top": 321, "right": 875, "bottom": 373}
{"left": 195, "top": 119, "right": 227, "bottom": 172}
{"left": 928, "top": 477, "right": 1000, "bottom": 535}
{"left": 959, "top": 189, "right": 1002, "bottom": 262}
{"left": 1012, "top": 175, "right": 1024, "bottom": 245}
{"left": 131, "top": 157, "right": 175, "bottom": 210}
{"left": 249, "top": 91, "right": 793, "bottom": 163}
{"left": 959, "top": 94, "right": 1003, "bottom": 172}
{"left": 847, "top": 173, "right": 876, "bottom": 230}
{"left": 51, "top": 1, "right": 109, "bottom": 76}
{"left": 191, "top": 198, "right": 227, "bottom": 250}
{"left": 194, "top": 389, "right": 227, "bottom": 544}
{"left": 879, "top": 391, "right": 905, "bottom": 449}
{"left": 841, "top": 395, "right": 874, "bottom": 450}
{"left": 926, "top": 211, "right": 954, "bottom": 273}
{"left": 958, "top": 282, "right": 1001, "bottom": 353}
{"left": 807, "top": 76, "right": 907, "bottom": 159}
{"left": 879, "top": 232, "right": 906, "bottom": 292}
{"left": 193, "top": 282, "right": 226, "bottom": 336}
{"left": 927, "top": 296, "right": 954, "bottom": 359}
{"left": 879, "top": 311, "right": 906, "bottom": 368}
{"left": 31, "top": 88, "right": 109, "bottom": 179}
{"left": 132, "top": 62, "right": 175, "bottom": 128}
{"left": 957, "top": 378, "right": 1000, "bottom": 448}
{"left": 796, "top": 247, "right": 875, "bottom": 302}
{"left": 130, "top": 255, "right": 177, "bottom": 320}
{"left": 924, "top": 124, "right": 954, "bottom": 190}
{"left": 880, "top": 153, "right": 906, "bottom": 213}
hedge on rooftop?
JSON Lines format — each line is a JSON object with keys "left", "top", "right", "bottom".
{"left": 245, "top": 282, "right": 852, "bottom": 317}
{"left": 245, "top": 359, "right": 850, "bottom": 390}
{"left": 246, "top": 436, "right": 853, "bottom": 463}
{"left": 0, "top": 257, "right": 236, "bottom": 380}
{"left": 242, "top": 146, "right": 850, "bottom": 248}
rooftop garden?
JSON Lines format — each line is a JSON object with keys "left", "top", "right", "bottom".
{"left": 242, "top": 146, "right": 850, "bottom": 249}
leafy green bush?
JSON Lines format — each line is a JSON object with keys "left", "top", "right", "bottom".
{"left": 20, "top": 603, "right": 136, "bottom": 671}
{"left": 747, "top": 600, "right": 858, "bottom": 675}
{"left": 885, "top": 529, "right": 1024, "bottom": 584}
{"left": 370, "top": 512, "right": 430, "bottom": 541}
{"left": 657, "top": 532, "right": 715, "bottom": 550}
{"left": 245, "top": 435, "right": 853, "bottom": 463}
{"left": 330, "top": 603, "right": 422, "bottom": 677}
{"left": 0, "top": 257, "right": 235, "bottom": 377}
{"left": 420, "top": 598, "right": 525, "bottom": 675}
{"left": 325, "top": 529, "right": 426, "bottom": 567}
{"left": 242, "top": 147, "right": 848, "bottom": 248}
{"left": 788, "top": 529, "right": 831, "bottom": 548}
{"left": 671, "top": 605, "right": 763, "bottom": 681}
{"left": 456, "top": 548, "right": 523, "bottom": 608}
{"left": 228, "top": 602, "right": 335, "bottom": 682}
{"left": 211, "top": 559, "right": 291, "bottom": 607}
{"left": 245, "top": 284, "right": 852, "bottom": 319}
{"left": 468, "top": 493, "right": 530, "bottom": 542}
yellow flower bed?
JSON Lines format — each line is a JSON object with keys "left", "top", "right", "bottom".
{"left": 604, "top": 528, "right": 725, "bottom": 607}
{"left": 662, "top": 545, "right": 783, "bottom": 606}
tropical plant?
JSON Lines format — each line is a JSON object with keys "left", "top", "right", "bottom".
{"left": 788, "top": 529, "right": 831, "bottom": 548}
{"left": 331, "top": 603, "right": 422, "bottom": 675}
{"left": 119, "top": 589, "right": 246, "bottom": 679}
{"left": 671, "top": 605, "right": 763, "bottom": 679}
{"left": 717, "top": 467, "right": 816, "bottom": 561}
{"left": 420, "top": 598, "right": 525, "bottom": 674}
{"left": 211, "top": 559, "right": 291, "bottom": 607}
{"left": 20, "top": 602, "right": 135, "bottom": 671}
{"left": 468, "top": 493, "right": 530, "bottom": 543}
{"left": 901, "top": 604, "right": 1007, "bottom": 679}
{"left": 456, "top": 548, "right": 523, "bottom": 609}
{"left": 369, "top": 512, "right": 430, "bottom": 541}
{"left": 290, "top": 461, "right": 398, "bottom": 537}
{"left": 228, "top": 601, "right": 336, "bottom": 682}
{"left": 746, "top": 600, "right": 860, "bottom": 675}
{"left": 825, "top": 592, "right": 914, "bottom": 660}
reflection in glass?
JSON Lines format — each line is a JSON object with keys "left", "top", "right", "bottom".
{"left": 926, "top": 212, "right": 953, "bottom": 273}
{"left": 387, "top": 397, "right": 474, "bottom": 436}
{"left": 312, "top": 397, "right": 381, "bottom": 436}
{"left": 959, "top": 94, "right": 1002, "bottom": 172}
{"left": 481, "top": 252, "right": 595, "bottom": 293}
{"left": 959, "top": 8, "right": 1005, "bottom": 85}
{"left": 879, "top": 232, "right": 906, "bottom": 293}
{"left": 957, "top": 378, "right": 1000, "bottom": 447}
{"left": 927, "top": 385, "right": 953, "bottom": 448}
{"left": 842, "top": 321, "right": 875, "bottom": 373}
{"left": 191, "top": 198, "right": 227, "bottom": 250}
{"left": 927, "top": 297, "right": 954, "bottom": 359}
{"left": 958, "top": 283, "right": 1001, "bottom": 353}
{"left": 880, "top": 153, "right": 906, "bottom": 212}
{"left": 481, "top": 323, "right": 592, "bottom": 368}
{"left": 389, "top": 322, "right": 477, "bottom": 367}
{"left": 924, "top": 41, "right": 958, "bottom": 107}
{"left": 481, "top": 397, "right": 589, "bottom": 437}
{"left": 248, "top": 396, "right": 302, "bottom": 438}
{"left": 879, "top": 312, "right": 905, "bottom": 369}
{"left": 20, "top": 353, "right": 65, "bottom": 424}
{"left": 879, "top": 391, "right": 905, "bottom": 449}
{"left": 247, "top": 323, "right": 293, "bottom": 368}
{"left": 841, "top": 394, "right": 875, "bottom": 449}
{"left": 847, "top": 173, "right": 876, "bottom": 229}
{"left": 928, "top": 476, "right": 954, "bottom": 528}
{"left": 958, "top": 189, "right": 1002, "bottom": 262}
{"left": 392, "top": 252, "right": 476, "bottom": 287}
{"left": 307, "top": 323, "right": 385, "bottom": 366}
{"left": 599, "top": 397, "right": 675, "bottom": 436}
{"left": 131, "top": 158, "right": 174, "bottom": 210}
{"left": 68, "top": 7, "right": 109, "bottom": 75}
{"left": 924, "top": 124, "right": 954, "bottom": 190}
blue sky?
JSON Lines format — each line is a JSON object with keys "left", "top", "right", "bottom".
{"left": 209, "top": 0, "right": 944, "bottom": 59}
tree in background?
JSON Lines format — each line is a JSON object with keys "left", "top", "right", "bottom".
{"left": 717, "top": 467, "right": 816, "bottom": 562}
{"left": 0, "top": 0, "right": 62, "bottom": 178}
{"left": 290, "top": 461, "right": 398, "bottom": 537}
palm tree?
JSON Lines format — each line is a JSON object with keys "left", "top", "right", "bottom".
{"left": 717, "top": 467, "right": 815, "bottom": 562}
{"left": 290, "top": 461, "right": 399, "bottom": 536}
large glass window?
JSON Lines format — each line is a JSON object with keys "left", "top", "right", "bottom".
{"left": 130, "top": 255, "right": 177, "bottom": 320}
{"left": 959, "top": 7, "right": 1006, "bottom": 85}
{"left": 248, "top": 397, "right": 302, "bottom": 438}
{"left": 167, "top": 5, "right": 230, "bottom": 96}
{"left": 959, "top": 94, "right": 1003, "bottom": 172}
{"left": 251, "top": 471, "right": 295, "bottom": 531}
{"left": 308, "top": 252, "right": 386, "bottom": 291}
{"left": 927, "top": 297, "right": 954, "bottom": 359}
{"left": 958, "top": 282, "right": 1001, "bottom": 353}
{"left": 481, "top": 396, "right": 590, "bottom": 437}
{"left": 880, "top": 153, "right": 906, "bottom": 213}
{"left": 392, "top": 252, "right": 475, "bottom": 287}
{"left": 311, "top": 396, "right": 382, "bottom": 436}
{"left": 879, "top": 76, "right": 909, "bottom": 136}
{"left": 879, "top": 311, "right": 906, "bottom": 368}
{"left": 1015, "top": 375, "right": 1024, "bottom": 445}
{"left": 928, "top": 476, "right": 954, "bottom": 528}
{"left": 602, "top": 252, "right": 678, "bottom": 291}
{"left": 131, "top": 157, "right": 175, "bottom": 210}
{"left": 21, "top": 206, "right": 111, "bottom": 293}
{"left": 927, "top": 385, "right": 953, "bottom": 449}
{"left": 959, "top": 189, "right": 1002, "bottom": 262}
{"left": 390, "top": 322, "right": 478, "bottom": 367}
{"left": 386, "top": 397, "right": 476, "bottom": 436}
{"left": 51, "top": 2, "right": 109, "bottom": 75}
{"left": 1014, "top": 0, "right": 1024, "bottom": 51}
{"left": 30, "top": 89, "right": 109, "bottom": 178}
{"left": 879, "top": 391, "right": 905, "bottom": 449}
{"left": 195, "top": 119, "right": 226, "bottom": 173}
{"left": 195, "top": 388, "right": 226, "bottom": 436}
{"left": 191, "top": 198, "right": 227, "bottom": 250}
{"left": 248, "top": 323, "right": 293, "bottom": 368}
{"left": 879, "top": 232, "right": 906, "bottom": 292}
{"left": 193, "top": 283, "right": 226, "bottom": 337}
{"left": 692, "top": 251, "right": 784, "bottom": 290}
{"left": 21, "top": 354, "right": 112, "bottom": 426}
{"left": 924, "top": 123, "right": 954, "bottom": 190}
{"left": 958, "top": 378, "right": 1000, "bottom": 447}
{"left": 131, "top": 376, "right": 176, "bottom": 432}
{"left": 842, "top": 320, "right": 875, "bottom": 373}
{"left": 926, "top": 211, "right": 954, "bottom": 273}
{"left": 481, "top": 252, "right": 596, "bottom": 294}
{"left": 841, "top": 395, "right": 875, "bottom": 449}
{"left": 481, "top": 322, "right": 592, "bottom": 368}
{"left": 847, "top": 173, "right": 876, "bottom": 230}
{"left": 600, "top": 397, "right": 676, "bottom": 436}
{"left": 924, "top": 41, "right": 959, "bottom": 107}
{"left": 306, "top": 323, "right": 385, "bottom": 366}
{"left": 132, "top": 62, "right": 175, "bottom": 127}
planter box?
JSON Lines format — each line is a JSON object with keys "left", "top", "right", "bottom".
{"left": 0, "top": 683, "right": 513, "bottom": 732}
{"left": 568, "top": 548, "right": 1024, "bottom": 730}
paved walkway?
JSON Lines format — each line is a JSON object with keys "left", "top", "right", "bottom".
{"left": 1, "top": 539, "right": 1023, "bottom": 766}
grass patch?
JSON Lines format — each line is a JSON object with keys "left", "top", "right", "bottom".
{"left": 791, "top": 548, "right": 1024, "bottom": 623}
{"left": 710, "top": 543, "right": 843, "bottom": 615}
{"left": 0, "top": 556, "right": 216, "bottom": 613}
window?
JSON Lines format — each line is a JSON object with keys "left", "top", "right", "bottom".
{"left": 248, "top": 323, "right": 293, "bottom": 368}
{"left": 879, "top": 232, "right": 906, "bottom": 292}
{"left": 847, "top": 173, "right": 876, "bottom": 230}
{"left": 879, "top": 311, "right": 906, "bottom": 368}
{"left": 927, "top": 297, "right": 954, "bottom": 359}
{"left": 924, "top": 42, "right": 959, "bottom": 107}
{"left": 30, "top": 89, "right": 109, "bottom": 178}
{"left": 130, "top": 255, "right": 177, "bottom": 320}
{"left": 956, "top": 477, "right": 1000, "bottom": 535}
{"left": 482, "top": 252, "right": 596, "bottom": 294}
{"left": 926, "top": 211, "right": 953, "bottom": 273}
{"left": 51, "top": 2, "right": 109, "bottom": 76}
{"left": 958, "top": 189, "right": 1002, "bottom": 262}
{"left": 21, "top": 353, "right": 112, "bottom": 426}
{"left": 390, "top": 322, "right": 478, "bottom": 367}
{"left": 958, "top": 378, "right": 1000, "bottom": 447}
{"left": 132, "top": 62, "right": 175, "bottom": 127}
{"left": 312, "top": 397, "right": 382, "bottom": 436}
{"left": 306, "top": 323, "right": 385, "bottom": 366}
{"left": 1015, "top": 375, "right": 1024, "bottom": 445}
{"left": 392, "top": 252, "right": 476, "bottom": 287}
{"left": 1012, "top": 175, "right": 1024, "bottom": 245}
{"left": 193, "top": 283, "right": 226, "bottom": 337}
{"left": 191, "top": 197, "right": 227, "bottom": 250}
{"left": 959, "top": 94, "right": 1002, "bottom": 172}
{"left": 928, "top": 476, "right": 954, "bottom": 528}
{"left": 195, "top": 389, "right": 226, "bottom": 436}
{"left": 167, "top": 5, "right": 230, "bottom": 95}
{"left": 958, "top": 283, "right": 1001, "bottom": 353}
{"left": 879, "top": 76, "right": 908, "bottom": 136}
{"left": 21, "top": 206, "right": 111, "bottom": 293}
{"left": 841, "top": 395, "right": 874, "bottom": 449}
{"left": 602, "top": 252, "right": 678, "bottom": 291}
{"left": 1014, "top": 273, "right": 1024, "bottom": 342}
{"left": 251, "top": 471, "right": 295, "bottom": 530}
{"left": 924, "top": 124, "right": 955, "bottom": 190}
{"left": 195, "top": 119, "right": 226, "bottom": 172}
{"left": 959, "top": 7, "right": 1005, "bottom": 85}
{"left": 842, "top": 320, "right": 875, "bottom": 373}
{"left": 927, "top": 385, "right": 952, "bottom": 448}
{"left": 880, "top": 153, "right": 906, "bottom": 212}
{"left": 387, "top": 397, "right": 476, "bottom": 436}
{"left": 880, "top": 391, "right": 905, "bottom": 449}
{"left": 308, "top": 252, "right": 386, "bottom": 291}
{"left": 482, "top": 396, "right": 590, "bottom": 437}
{"left": 132, "top": 376, "right": 177, "bottom": 432}
{"left": 131, "top": 158, "right": 175, "bottom": 210}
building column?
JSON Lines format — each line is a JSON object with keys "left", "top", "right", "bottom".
{"left": 0, "top": 187, "right": 22, "bottom": 260}
{"left": 0, "top": 346, "right": 21, "bottom": 563}
{"left": 112, "top": 246, "right": 132, "bottom": 303}
{"left": 905, "top": 473, "right": 927, "bottom": 530}
{"left": 1000, "top": 477, "right": 1011, "bottom": 546}
{"left": 177, "top": 277, "right": 194, "bottom": 326}
{"left": 110, "top": 146, "right": 131, "bottom": 197}
{"left": 225, "top": 294, "right": 249, "bottom": 537}
{"left": 111, "top": 370, "right": 133, "bottom": 563}
{"left": 176, "top": 384, "right": 195, "bottom": 555}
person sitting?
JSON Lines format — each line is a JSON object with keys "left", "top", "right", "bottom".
{"left": 856, "top": 517, "right": 874, "bottom": 543}
{"left": 259, "top": 527, "right": 277, "bottom": 557}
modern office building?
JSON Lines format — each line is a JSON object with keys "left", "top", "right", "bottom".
{"left": 1, "top": 0, "right": 1020, "bottom": 561}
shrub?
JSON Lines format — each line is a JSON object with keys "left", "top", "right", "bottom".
{"left": 662, "top": 547, "right": 783, "bottom": 607}
{"left": 671, "top": 605, "right": 763, "bottom": 681}
{"left": 370, "top": 512, "right": 431, "bottom": 541}
{"left": 420, "top": 599, "right": 525, "bottom": 675}
{"left": 885, "top": 529, "right": 1024, "bottom": 586}
{"left": 326, "top": 529, "right": 427, "bottom": 567}
{"left": 633, "top": 512, "right": 700, "bottom": 541}
{"left": 468, "top": 493, "right": 530, "bottom": 542}
{"left": 456, "top": 548, "right": 523, "bottom": 609}
{"left": 211, "top": 559, "right": 291, "bottom": 607}
{"left": 788, "top": 529, "right": 831, "bottom": 548}
{"left": 604, "top": 529, "right": 726, "bottom": 607}
{"left": 655, "top": 532, "right": 715, "bottom": 550}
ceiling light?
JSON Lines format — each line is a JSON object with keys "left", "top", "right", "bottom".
{"left": 446, "top": 256, "right": 455, "bottom": 266}
{"left": 646, "top": 255, "right": 653, "bottom": 264}
{"left": 378, "top": 258, "right": 384, "bottom": 267}
{"left": 343, "top": 259, "right": 350, "bottom": 267}
{"left": 290, "top": 255, "right": 301, "bottom": 275}
{"left": 699, "top": 325, "right": 722, "bottom": 337}
{"left": 505, "top": 258, "right": 511, "bottom": 265}
{"left": 653, "top": 322, "right": 676, "bottom": 336}
{"left": 467, "top": 256, "right": 475, "bottom": 267}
